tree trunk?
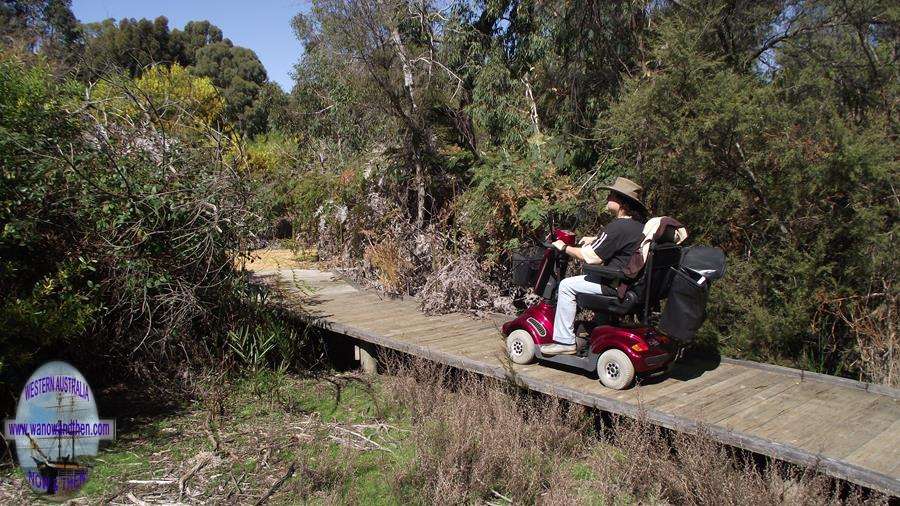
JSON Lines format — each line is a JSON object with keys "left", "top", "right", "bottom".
{"left": 523, "top": 72, "right": 541, "bottom": 136}
{"left": 387, "top": 10, "right": 427, "bottom": 228}
{"left": 390, "top": 24, "right": 418, "bottom": 115}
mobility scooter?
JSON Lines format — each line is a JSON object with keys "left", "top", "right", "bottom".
{"left": 503, "top": 224, "right": 708, "bottom": 390}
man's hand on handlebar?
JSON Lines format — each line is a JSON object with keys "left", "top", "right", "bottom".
{"left": 551, "top": 240, "right": 567, "bottom": 251}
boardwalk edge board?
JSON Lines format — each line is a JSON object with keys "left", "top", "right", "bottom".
{"left": 303, "top": 314, "right": 900, "bottom": 497}
{"left": 719, "top": 357, "right": 900, "bottom": 400}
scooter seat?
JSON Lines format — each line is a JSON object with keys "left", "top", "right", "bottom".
{"left": 576, "top": 290, "right": 639, "bottom": 315}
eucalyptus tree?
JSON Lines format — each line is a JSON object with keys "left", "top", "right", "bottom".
{"left": 293, "top": 0, "right": 464, "bottom": 229}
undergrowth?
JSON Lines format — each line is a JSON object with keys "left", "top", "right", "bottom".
{"left": 0, "top": 358, "right": 884, "bottom": 505}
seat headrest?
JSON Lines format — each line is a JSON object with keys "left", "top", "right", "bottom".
{"left": 657, "top": 225, "right": 678, "bottom": 244}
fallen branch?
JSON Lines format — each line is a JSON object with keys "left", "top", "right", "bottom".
{"left": 333, "top": 425, "right": 393, "bottom": 452}
{"left": 178, "top": 452, "right": 213, "bottom": 500}
{"left": 491, "top": 488, "right": 512, "bottom": 503}
{"left": 126, "top": 479, "right": 176, "bottom": 485}
{"left": 126, "top": 492, "right": 152, "bottom": 506}
{"left": 254, "top": 463, "right": 296, "bottom": 506}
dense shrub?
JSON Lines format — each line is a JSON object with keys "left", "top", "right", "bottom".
{"left": 0, "top": 53, "right": 277, "bottom": 398}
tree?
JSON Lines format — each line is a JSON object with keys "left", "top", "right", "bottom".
{"left": 286, "top": 0, "right": 899, "bottom": 383}
{"left": 293, "top": 0, "right": 458, "bottom": 228}
{"left": 79, "top": 17, "right": 275, "bottom": 137}
{"left": 81, "top": 16, "right": 174, "bottom": 78}
{"left": 599, "top": 0, "right": 898, "bottom": 378}
{"left": 192, "top": 41, "right": 270, "bottom": 136}
{"left": 0, "top": 0, "right": 82, "bottom": 66}
{"left": 170, "top": 20, "right": 224, "bottom": 66}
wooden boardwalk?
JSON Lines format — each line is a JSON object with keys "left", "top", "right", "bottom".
{"left": 254, "top": 267, "right": 900, "bottom": 496}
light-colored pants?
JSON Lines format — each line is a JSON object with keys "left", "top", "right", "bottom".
{"left": 552, "top": 275, "right": 612, "bottom": 345}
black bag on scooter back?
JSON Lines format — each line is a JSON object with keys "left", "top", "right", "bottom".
{"left": 659, "top": 267, "right": 709, "bottom": 343}
{"left": 658, "top": 246, "right": 726, "bottom": 343}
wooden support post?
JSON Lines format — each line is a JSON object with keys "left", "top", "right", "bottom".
{"left": 355, "top": 342, "right": 378, "bottom": 374}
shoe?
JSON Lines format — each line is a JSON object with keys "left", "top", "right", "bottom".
{"left": 540, "top": 343, "right": 577, "bottom": 355}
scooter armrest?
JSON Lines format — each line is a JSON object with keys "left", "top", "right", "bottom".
{"left": 582, "top": 265, "right": 626, "bottom": 281}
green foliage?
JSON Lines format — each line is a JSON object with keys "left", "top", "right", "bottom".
{"left": 80, "top": 16, "right": 175, "bottom": 77}
{"left": 227, "top": 326, "right": 277, "bottom": 372}
{"left": 459, "top": 149, "right": 576, "bottom": 252}
{"left": 287, "top": 0, "right": 899, "bottom": 383}
{"left": 192, "top": 41, "right": 270, "bottom": 136}
{"left": 1, "top": 0, "right": 82, "bottom": 64}
{"left": 598, "top": 0, "right": 898, "bottom": 374}
{"left": 0, "top": 52, "right": 269, "bottom": 396}
{"left": 79, "top": 16, "right": 278, "bottom": 137}
{"left": 95, "top": 63, "right": 225, "bottom": 128}
{"left": 0, "top": 54, "right": 89, "bottom": 382}
{"left": 1, "top": 0, "right": 897, "bottom": 386}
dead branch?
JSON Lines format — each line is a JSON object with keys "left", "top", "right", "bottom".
{"left": 253, "top": 463, "right": 296, "bottom": 506}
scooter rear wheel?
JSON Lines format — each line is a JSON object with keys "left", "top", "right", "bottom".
{"left": 597, "top": 349, "right": 635, "bottom": 390}
{"left": 506, "top": 330, "right": 536, "bottom": 364}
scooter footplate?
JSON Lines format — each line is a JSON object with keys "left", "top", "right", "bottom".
{"left": 534, "top": 349, "right": 597, "bottom": 372}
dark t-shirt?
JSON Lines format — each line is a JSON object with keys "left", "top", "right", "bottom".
{"left": 589, "top": 218, "right": 644, "bottom": 269}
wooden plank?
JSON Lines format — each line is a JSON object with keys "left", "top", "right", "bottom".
{"left": 754, "top": 386, "right": 888, "bottom": 451}
{"left": 415, "top": 320, "right": 502, "bottom": 346}
{"left": 651, "top": 369, "right": 760, "bottom": 414}
{"left": 634, "top": 365, "right": 749, "bottom": 409}
{"left": 312, "top": 310, "right": 433, "bottom": 338}
{"left": 350, "top": 312, "right": 439, "bottom": 330}
{"left": 405, "top": 323, "right": 500, "bottom": 347}
{"left": 719, "top": 381, "right": 834, "bottom": 433}
{"left": 613, "top": 359, "right": 741, "bottom": 405}
{"left": 328, "top": 310, "right": 408, "bottom": 328}
{"left": 383, "top": 314, "right": 485, "bottom": 336}
{"left": 699, "top": 375, "right": 798, "bottom": 425}
{"left": 720, "top": 357, "right": 900, "bottom": 400}
{"left": 737, "top": 384, "right": 848, "bottom": 440}
{"left": 791, "top": 395, "right": 898, "bottom": 461}
{"left": 324, "top": 299, "right": 423, "bottom": 319}
{"left": 456, "top": 342, "right": 507, "bottom": 363}
{"left": 842, "top": 418, "right": 900, "bottom": 476}
{"left": 435, "top": 332, "right": 504, "bottom": 355}
{"left": 380, "top": 316, "right": 483, "bottom": 340}
{"left": 327, "top": 308, "right": 429, "bottom": 331}
{"left": 303, "top": 295, "right": 394, "bottom": 319}
{"left": 668, "top": 371, "right": 790, "bottom": 422}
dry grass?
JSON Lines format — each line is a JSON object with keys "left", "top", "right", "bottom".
{"left": 2, "top": 361, "right": 887, "bottom": 505}
{"left": 380, "top": 357, "right": 886, "bottom": 505}
{"left": 363, "top": 239, "right": 415, "bottom": 294}
{"left": 814, "top": 290, "right": 898, "bottom": 387}
{"left": 419, "top": 253, "right": 515, "bottom": 315}
{"left": 383, "top": 357, "right": 587, "bottom": 503}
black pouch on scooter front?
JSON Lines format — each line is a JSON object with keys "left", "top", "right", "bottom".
{"left": 659, "top": 267, "right": 709, "bottom": 343}
{"left": 511, "top": 247, "right": 544, "bottom": 287}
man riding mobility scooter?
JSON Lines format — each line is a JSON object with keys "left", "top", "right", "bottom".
{"left": 502, "top": 204, "right": 725, "bottom": 389}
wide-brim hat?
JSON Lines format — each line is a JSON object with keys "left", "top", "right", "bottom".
{"left": 600, "top": 176, "right": 647, "bottom": 214}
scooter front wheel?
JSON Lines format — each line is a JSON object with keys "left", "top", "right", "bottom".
{"left": 506, "top": 330, "right": 536, "bottom": 364}
{"left": 597, "top": 349, "right": 635, "bottom": 390}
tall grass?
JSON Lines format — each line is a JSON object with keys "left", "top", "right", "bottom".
{"left": 378, "top": 356, "right": 882, "bottom": 505}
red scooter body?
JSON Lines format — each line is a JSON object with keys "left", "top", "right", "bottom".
{"left": 502, "top": 228, "right": 677, "bottom": 384}
{"left": 501, "top": 303, "right": 675, "bottom": 374}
